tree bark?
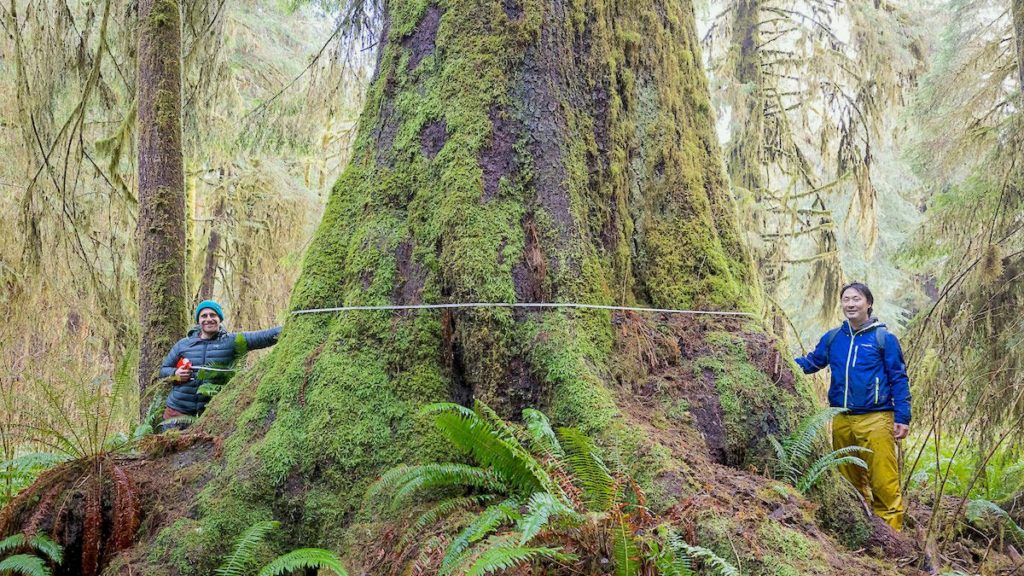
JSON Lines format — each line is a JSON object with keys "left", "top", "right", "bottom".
{"left": 726, "top": 0, "right": 765, "bottom": 197}
{"left": 141, "top": 1, "right": 819, "bottom": 571}
{"left": 198, "top": 197, "right": 225, "bottom": 301}
{"left": 136, "top": 0, "right": 187, "bottom": 416}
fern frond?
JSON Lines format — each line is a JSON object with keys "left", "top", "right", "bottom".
{"left": 400, "top": 495, "right": 497, "bottom": 549}
{"left": 966, "top": 499, "right": 1024, "bottom": 543}
{"left": 0, "top": 555, "right": 51, "bottom": 576}
{"left": 390, "top": 464, "right": 506, "bottom": 508}
{"left": 650, "top": 546, "right": 694, "bottom": 576}
{"left": 663, "top": 528, "right": 739, "bottom": 576}
{"left": 557, "top": 427, "right": 614, "bottom": 512}
{"left": 517, "top": 492, "right": 580, "bottom": 545}
{"left": 797, "top": 454, "right": 868, "bottom": 494}
{"left": 215, "top": 520, "right": 281, "bottom": 576}
{"left": 425, "top": 403, "right": 550, "bottom": 495}
{"left": 196, "top": 383, "right": 222, "bottom": 397}
{"left": 783, "top": 407, "right": 846, "bottom": 469}
{"left": 439, "top": 499, "right": 520, "bottom": 575}
{"left": 612, "top": 520, "right": 641, "bottom": 576}
{"left": 0, "top": 534, "right": 28, "bottom": 556}
{"left": 767, "top": 435, "right": 794, "bottom": 483}
{"left": 365, "top": 464, "right": 415, "bottom": 502}
{"left": 463, "top": 544, "right": 575, "bottom": 576}
{"left": 256, "top": 548, "right": 347, "bottom": 576}
{"left": 2, "top": 453, "right": 70, "bottom": 473}
{"left": 474, "top": 401, "right": 525, "bottom": 449}
{"left": 27, "top": 534, "right": 62, "bottom": 565}
{"left": 522, "top": 408, "right": 563, "bottom": 457}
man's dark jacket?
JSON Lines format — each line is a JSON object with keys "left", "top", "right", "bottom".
{"left": 160, "top": 325, "right": 281, "bottom": 415}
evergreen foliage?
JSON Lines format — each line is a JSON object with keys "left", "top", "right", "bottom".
{"left": 0, "top": 533, "right": 63, "bottom": 576}
{"left": 215, "top": 519, "right": 348, "bottom": 576}
{"left": 370, "top": 401, "right": 738, "bottom": 575}
{"left": 767, "top": 407, "right": 869, "bottom": 494}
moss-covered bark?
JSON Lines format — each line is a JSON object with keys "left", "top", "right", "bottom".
{"left": 137, "top": 0, "right": 188, "bottom": 412}
{"left": 124, "top": 1, "right": 879, "bottom": 573}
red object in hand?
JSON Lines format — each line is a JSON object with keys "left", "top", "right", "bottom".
{"left": 176, "top": 358, "right": 192, "bottom": 370}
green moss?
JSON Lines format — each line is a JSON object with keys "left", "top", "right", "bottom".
{"left": 145, "top": 0, "right": 791, "bottom": 571}
{"left": 694, "top": 331, "right": 809, "bottom": 467}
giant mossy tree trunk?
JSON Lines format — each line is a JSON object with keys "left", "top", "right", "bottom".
{"left": 137, "top": 0, "right": 188, "bottom": 413}
{"left": 145, "top": 0, "right": 823, "bottom": 571}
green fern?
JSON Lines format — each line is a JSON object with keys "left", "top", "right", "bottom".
{"left": 1, "top": 454, "right": 70, "bottom": 506}
{"left": 612, "top": 520, "right": 641, "bottom": 576}
{"left": 421, "top": 403, "right": 552, "bottom": 495}
{"left": 256, "top": 548, "right": 347, "bottom": 576}
{"left": 796, "top": 445, "right": 869, "bottom": 494}
{"left": 965, "top": 499, "right": 1024, "bottom": 544}
{"left": 518, "top": 492, "right": 580, "bottom": 544}
{"left": 557, "top": 427, "right": 615, "bottom": 511}
{"left": 439, "top": 499, "right": 521, "bottom": 575}
{"left": 463, "top": 543, "right": 575, "bottom": 576}
{"left": 645, "top": 538, "right": 694, "bottom": 576}
{"left": 399, "top": 494, "right": 497, "bottom": 548}
{"left": 783, "top": 407, "right": 846, "bottom": 469}
{"left": 0, "top": 555, "right": 50, "bottom": 576}
{"left": 0, "top": 533, "right": 63, "bottom": 565}
{"left": 521, "top": 408, "right": 563, "bottom": 458}
{"left": 768, "top": 407, "right": 870, "bottom": 493}
{"left": 386, "top": 463, "right": 507, "bottom": 509}
{"left": 215, "top": 520, "right": 281, "bottom": 576}
{"left": 661, "top": 527, "right": 739, "bottom": 576}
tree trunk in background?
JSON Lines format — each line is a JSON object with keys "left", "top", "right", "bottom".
{"left": 137, "top": 0, "right": 187, "bottom": 417}
{"left": 1015, "top": 0, "right": 1024, "bottom": 90}
{"left": 143, "top": 1, "right": 830, "bottom": 571}
{"left": 198, "top": 198, "right": 225, "bottom": 301}
{"left": 725, "top": 0, "right": 765, "bottom": 197}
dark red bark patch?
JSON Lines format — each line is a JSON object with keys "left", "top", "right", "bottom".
{"left": 512, "top": 215, "right": 547, "bottom": 302}
{"left": 479, "top": 106, "right": 517, "bottom": 201}
{"left": 402, "top": 5, "right": 443, "bottom": 71}
{"left": 743, "top": 331, "right": 796, "bottom": 393}
{"left": 442, "top": 310, "right": 473, "bottom": 407}
{"left": 685, "top": 368, "right": 729, "bottom": 464}
{"left": 505, "top": 357, "right": 545, "bottom": 418}
{"left": 393, "top": 239, "right": 426, "bottom": 304}
{"left": 420, "top": 117, "right": 447, "bottom": 159}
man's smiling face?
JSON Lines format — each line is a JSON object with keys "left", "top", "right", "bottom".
{"left": 198, "top": 308, "right": 221, "bottom": 337}
{"left": 841, "top": 288, "right": 870, "bottom": 326}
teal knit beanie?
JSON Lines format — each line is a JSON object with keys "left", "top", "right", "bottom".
{"left": 194, "top": 300, "right": 225, "bottom": 323}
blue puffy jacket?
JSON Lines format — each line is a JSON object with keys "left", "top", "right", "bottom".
{"left": 795, "top": 319, "right": 911, "bottom": 425}
{"left": 160, "top": 325, "right": 281, "bottom": 415}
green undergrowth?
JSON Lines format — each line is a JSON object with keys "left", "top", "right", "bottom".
{"left": 696, "top": 331, "right": 809, "bottom": 468}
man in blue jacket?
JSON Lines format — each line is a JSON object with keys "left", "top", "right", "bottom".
{"left": 159, "top": 300, "right": 281, "bottom": 428}
{"left": 795, "top": 282, "right": 911, "bottom": 531}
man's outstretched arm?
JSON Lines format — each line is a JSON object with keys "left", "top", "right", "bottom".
{"left": 241, "top": 326, "right": 283, "bottom": 351}
{"left": 794, "top": 332, "right": 831, "bottom": 375}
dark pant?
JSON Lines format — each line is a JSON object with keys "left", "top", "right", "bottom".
{"left": 160, "top": 407, "right": 194, "bottom": 432}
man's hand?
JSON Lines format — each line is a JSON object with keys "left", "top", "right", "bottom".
{"left": 894, "top": 423, "right": 909, "bottom": 441}
{"left": 174, "top": 366, "right": 192, "bottom": 382}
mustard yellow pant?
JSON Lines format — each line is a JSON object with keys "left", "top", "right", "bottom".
{"left": 832, "top": 411, "right": 904, "bottom": 531}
